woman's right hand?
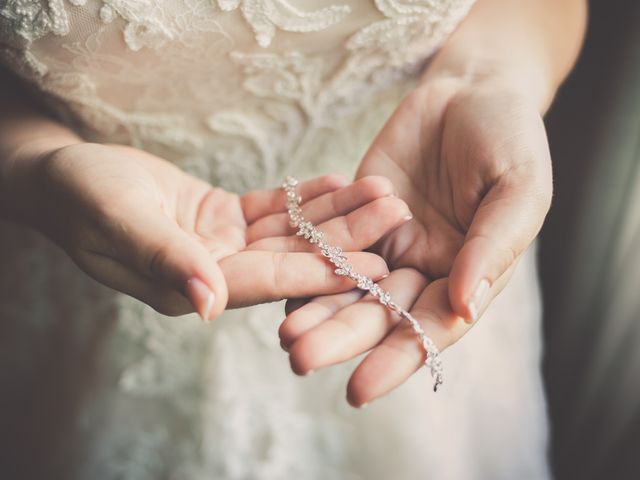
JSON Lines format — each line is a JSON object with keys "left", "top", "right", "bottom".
{"left": 8, "top": 142, "right": 409, "bottom": 320}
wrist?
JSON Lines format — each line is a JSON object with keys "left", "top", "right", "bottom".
{"left": 0, "top": 138, "right": 81, "bottom": 226}
{"left": 421, "top": 25, "right": 562, "bottom": 115}
{"left": 419, "top": 0, "right": 587, "bottom": 116}
{"left": 420, "top": 52, "right": 554, "bottom": 114}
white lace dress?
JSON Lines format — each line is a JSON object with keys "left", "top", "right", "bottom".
{"left": 0, "top": 1, "right": 550, "bottom": 479}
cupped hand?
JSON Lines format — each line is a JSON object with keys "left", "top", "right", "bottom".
{"left": 280, "top": 77, "right": 553, "bottom": 405}
{"left": 31, "top": 142, "right": 412, "bottom": 320}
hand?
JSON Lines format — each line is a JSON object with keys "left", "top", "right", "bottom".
{"left": 25, "top": 142, "right": 412, "bottom": 320}
{"left": 279, "top": 76, "right": 552, "bottom": 405}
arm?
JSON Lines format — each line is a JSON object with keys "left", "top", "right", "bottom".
{"left": 280, "top": 0, "right": 589, "bottom": 405}
{"left": 422, "top": 0, "right": 588, "bottom": 319}
{"left": 0, "top": 68, "right": 404, "bottom": 320}
{"left": 0, "top": 69, "right": 82, "bottom": 223}
{"left": 423, "top": 0, "right": 588, "bottom": 112}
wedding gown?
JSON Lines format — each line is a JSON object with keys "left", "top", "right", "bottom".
{"left": 0, "top": 1, "right": 550, "bottom": 479}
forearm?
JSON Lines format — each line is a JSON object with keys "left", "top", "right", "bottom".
{"left": 0, "top": 70, "right": 82, "bottom": 223}
{"left": 423, "top": 0, "right": 588, "bottom": 112}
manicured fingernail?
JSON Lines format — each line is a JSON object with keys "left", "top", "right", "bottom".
{"left": 381, "top": 273, "right": 390, "bottom": 279}
{"left": 467, "top": 279, "right": 490, "bottom": 324}
{"left": 403, "top": 213, "right": 413, "bottom": 221}
{"left": 359, "top": 403, "right": 369, "bottom": 409}
{"left": 186, "top": 277, "right": 215, "bottom": 322}
{"left": 304, "top": 369, "right": 315, "bottom": 376}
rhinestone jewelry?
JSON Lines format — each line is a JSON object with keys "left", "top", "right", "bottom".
{"left": 282, "top": 176, "right": 444, "bottom": 391}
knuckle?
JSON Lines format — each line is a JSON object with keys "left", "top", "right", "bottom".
{"left": 287, "top": 235, "right": 303, "bottom": 252}
{"left": 146, "top": 236, "right": 189, "bottom": 281}
{"left": 269, "top": 252, "right": 287, "bottom": 300}
{"left": 494, "top": 241, "right": 518, "bottom": 276}
{"left": 324, "top": 256, "right": 338, "bottom": 287}
{"left": 278, "top": 318, "right": 294, "bottom": 341}
{"left": 147, "top": 245, "right": 171, "bottom": 279}
{"left": 358, "top": 175, "right": 395, "bottom": 198}
{"left": 322, "top": 174, "right": 350, "bottom": 190}
{"left": 279, "top": 316, "right": 306, "bottom": 346}
{"left": 362, "top": 252, "right": 388, "bottom": 276}
{"left": 378, "top": 196, "right": 410, "bottom": 218}
{"left": 369, "top": 197, "right": 391, "bottom": 215}
{"left": 329, "top": 186, "right": 340, "bottom": 215}
{"left": 401, "top": 267, "right": 428, "bottom": 288}
{"left": 473, "top": 233, "right": 518, "bottom": 277}
{"left": 288, "top": 340, "right": 309, "bottom": 374}
{"left": 403, "top": 87, "right": 430, "bottom": 107}
{"left": 342, "top": 215, "right": 357, "bottom": 243}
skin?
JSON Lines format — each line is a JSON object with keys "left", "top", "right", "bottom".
{"left": 280, "top": 0, "right": 589, "bottom": 407}
{"left": 0, "top": 0, "right": 588, "bottom": 408}
{"left": 0, "top": 73, "right": 412, "bottom": 321}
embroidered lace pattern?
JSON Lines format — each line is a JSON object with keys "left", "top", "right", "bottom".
{"left": 0, "top": 2, "right": 498, "bottom": 479}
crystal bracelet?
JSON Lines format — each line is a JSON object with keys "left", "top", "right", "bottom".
{"left": 283, "top": 176, "right": 444, "bottom": 391}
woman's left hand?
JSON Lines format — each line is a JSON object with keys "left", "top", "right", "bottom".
{"left": 279, "top": 75, "right": 553, "bottom": 406}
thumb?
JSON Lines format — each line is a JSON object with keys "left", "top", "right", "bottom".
{"left": 448, "top": 176, "right": 551, "bottom": 324}
{"left": 111, "top": 208, "right": 229, "bottom": 321}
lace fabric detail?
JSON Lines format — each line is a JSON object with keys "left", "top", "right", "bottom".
{"left": 0, "top": 0, "right": 70, "bottom": 43}
{"left": 223, "top": 0, "right": 471, "bottom": 121}
{"left": 0, "top": 0, "right": 475, "bottom": 193}
{"left": 0, "top": 2, "right": 558, "bottom": 480}
{"left": 217, "top": 0, "right": 351, "bottom": 48}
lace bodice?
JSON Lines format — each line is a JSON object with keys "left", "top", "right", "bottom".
{"left": 0, "top": 0, "right": 474, "bottom": 191}
{"left": 0, "top": 3, "right": 555, "bottom": 480}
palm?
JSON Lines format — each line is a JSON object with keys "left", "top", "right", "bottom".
{"left": 134, "top": 148, "right": 406, "bottom": 309}
{"left": 280, "top": 81, "right": 553, "bottom": 405}
{"left": 358, "top": 82, "right": 530, "bottom": 278}
{"left": 116, "top": 146, "right": 248, "bottom": 260}
{"left": 356, "top": 99, "right": 465, "bottom": 280}
{"left": 42, "top": 143, "right": 408, "bottom": 317}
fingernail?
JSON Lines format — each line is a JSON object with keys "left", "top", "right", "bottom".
{"left": 304, "top": 369, "right": 315, "bottom": 376}
{"left": 186, "top": 277, "right": 215, "bottom": 322}
{"left": 467, "top": 279, "right": 490, "bottom": 324}
{"left": 403, "top": 214, "right": 413, "bottom": 221}
{"left": 359, "top": 403, "right": 369, "bottom": 409}
{"left": 381, "top": 273, "right": 390, "bottom": 279}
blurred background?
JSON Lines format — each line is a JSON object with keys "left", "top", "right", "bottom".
{"left": 541, "top": 1, "right": 640, "bottom": 479}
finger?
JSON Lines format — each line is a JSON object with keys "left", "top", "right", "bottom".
{"left": 75, "top": 250, "right": 194, "bottom": 317}
{"left": 220, "top": 251, "right": 389, "bottom": 308}
{"left": 284, "top": 298, "right": 311, "bottom": 316}
{"left": 246, "top": 176, "right": 396, "bottom": 243}
{"left": 104, "top": 209, "right": 228, "bottom": 320}
{"left": 247, "top": 196, "right": 412, "bottom": 253}
{"left": 241, "top": 174, "right": 349, "bottom": 224}
{"left": 279, "top": 289, "right": 365, "bottom": 350}
{"left": 288, "top": 269, "right": 427, "bottom": 375}
{"left": 448, "top": 175, "right": 551, "bottom": 323}
{"left": 346, "top": 278, "right": 461, "bottom": 407}
{"left": 346, "top": 269, "right": 514, "bottom": 407}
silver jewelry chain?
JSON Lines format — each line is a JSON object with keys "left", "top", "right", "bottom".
{"left": 283, "top": 176, "right": 444, "bottom": 392}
